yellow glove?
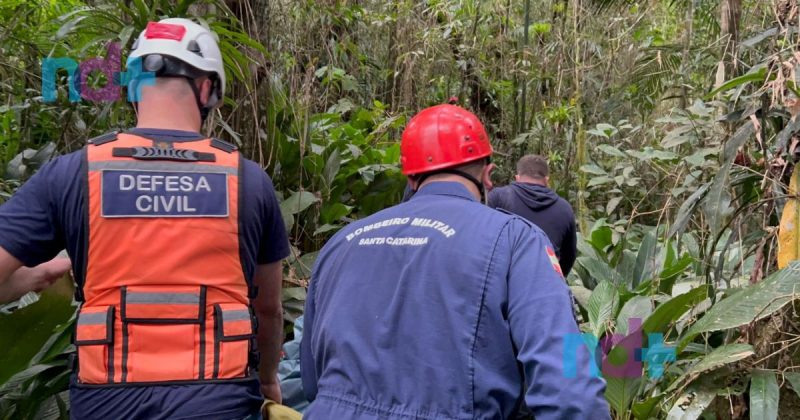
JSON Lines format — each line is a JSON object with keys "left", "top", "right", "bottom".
{"left": 261, "top": 400, "right": 303, "bottom": 420}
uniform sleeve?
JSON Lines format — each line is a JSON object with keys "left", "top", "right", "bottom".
{"left": 0, "top": 160, "right": 65, "bottom": 267}
{"left": 249, "top": 164, "right": 290, "bottom": 264}
{"left": 504, "top": 220, "right": 610, "bottom": 419}
{"left": 300, "top": 270, "right": 318, "bottom": 402}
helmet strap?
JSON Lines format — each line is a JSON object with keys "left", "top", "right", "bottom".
{"left": 184, "top": 77, "right": 210, "bottom": 124}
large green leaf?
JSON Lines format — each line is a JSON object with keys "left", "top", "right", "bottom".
{"left": 633, "top": 231, "right": 657, "bottom": 287}
{"left": 616, "top": 296, "right": 652, "bottom": 335}
{"left": 586, "top": 281, "right": 620, "bottom": 337}
{"left": 323, "top": 149, "right": 342, "bottom": 187}
{"left": 740, "top": 27, "right": 779, "bottom": 49}
{"left": 666, "top": 388, "right": 716, "bottom": 420}
{"left": 588, "top": 176, "right": 614, "bottom": 188}
{"left": 681, "top": 263, "right": 800, "bottom": 348}
{"left": 589, "top": 223, "right": 614, "bottom": 252}
{"left": 577, "top": 255, "right": 619, "bottom": 286}
{"left": 706, "top": 68, "right": 768, "bottom": 98}
{"left": 775, "top": 115, "right": 800, "bottom": 152}
{"left": 666, "top": 344, "right": 754, "bottom": 393}
{"left": 750, "top": 370, "right": 779, "bottom": 420}
{"left": 580, "top": 163, "right": 608, "bottom": 175}
{"left": 642, "top": 286, "right": 708, "bottom": 335}
{"left": 569, "top": 285, "right": 593, "bottom": 310}
{"left": 784, "top": 372, "right": 800, "bottom": 399}
{"left": 597, "top": 144, "right": 627, "bottom": 158}
{"left": 659, "top": 253, "right": 695, "bottom": 294}
{"left": 280, "top": 190, "right": 320, "bottom": 216}
{"left": 605, "top": 376, "right": 642, "bottom": 415}
{"left": 668, "top": 184, "right": 710, "bottom": 238}
{"left": 632, "top": 394, "right": 663, "bottom": 419}
{"left": 320, "top": 202, "right": 352, "bottom": 224}
{"left": 702, "top": 121, "right": 754, "bottom": 235}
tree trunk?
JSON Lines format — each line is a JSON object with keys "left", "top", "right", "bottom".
{"left": 721, "top": 0, "right": 742, "bottom": 77}
{"left": 572, "top": 0, "right": 588, "bottom": 235}
{"left": 678, "top": 1, "right": 694, "bottom": 110}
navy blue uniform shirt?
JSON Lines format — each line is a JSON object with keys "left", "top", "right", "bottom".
{"left": 301, "top": 182, "right": 609, "bottom": 419}
{"left": 0, "top": 128, "right": 290, "bottom": 419}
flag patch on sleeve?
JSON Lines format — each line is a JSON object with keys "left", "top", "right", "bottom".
{"left": 546, "top": 246, "right": 564, "bottom": 279}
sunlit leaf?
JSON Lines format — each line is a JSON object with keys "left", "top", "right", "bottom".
{"left": 587, "top": 281, "right": 620, "bottom": 337}
{"left": 597, "top": 144, "right": 627, "bottom": 158}
{"left": 666, "top": 388, "right": 716, "bottom": 420}
{"left": 616, "top": 296, "right": 652, "bottom": 335}
{"left": 668, "top": 183, "right": 710, "bottom": 238}
{"left": 580, "top": 164, "right": 608, "bottom": 175}
{"left": 588, "top": 176, "right": 614, "bottom": 187}
{"left": 633, "top": 231, "right": 657, "bottom": 287}
{"left": 280, "top": 191, "right": 320, "bottom": 216}
{"left": 605, "top": 376, "right": 641, "bottom": 415}
{"left": 706, "top": 68, "right": 769, "bottom": 98}
{"left": 606, "top": 196, "right": 622, "bottom": 215}
{"left": 666, "top": 344, "right": 754, "bottom": 393}
{"left": 681, "top": 262, "right": 800, "bottom": 348}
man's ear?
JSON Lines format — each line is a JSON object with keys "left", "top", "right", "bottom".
{"left": 198, "top": 78, "right": 212, "bottom": 106}
{"left": 514, "top": 174, "right": 521, "bottom": 182}
{"left": 545, "top": 176, "right": 550, "bottom": 186}
{"left": 482, "top": 163, "right": 496, "bottom": 191}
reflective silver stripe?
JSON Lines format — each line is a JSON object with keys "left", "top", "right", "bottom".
{"left": 88, "top": 161, "right": 237, "bottom": 175}
{"left": 126, "top": 292, "right": 199, "bottom": 305}
{"left": 78, "top": 311, "right": 108, "bottom": 326}
{"left": 222, "top": 309, "right": 251, "bottom": 322}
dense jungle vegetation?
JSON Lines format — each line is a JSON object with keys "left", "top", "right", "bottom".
{"left": 2, "top": 0, "right": 800, "bottom": 418}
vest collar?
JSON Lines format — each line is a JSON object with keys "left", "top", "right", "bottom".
{"left": 128, "top": 128, "right": 204, "bottom": 142}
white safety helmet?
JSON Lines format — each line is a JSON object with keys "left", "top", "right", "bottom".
{"left": 127, "top": 18, "right": 225, "bottom": 115}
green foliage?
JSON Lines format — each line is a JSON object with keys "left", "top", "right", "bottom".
{"left": 0, "top": 288, "right": 76, "bottom": 420}
{"left": 750, "top": 370, "right": 779, "bottom": 420}
{"left": 0, "top": 291, "right": 74, "bottom": 385}
{"left": 681, "top": 263, "right": 800, "bottom": 349}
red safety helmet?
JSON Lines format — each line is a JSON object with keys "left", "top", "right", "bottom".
{"left": 400, "top": 104, "right": 493, "bottom": 176}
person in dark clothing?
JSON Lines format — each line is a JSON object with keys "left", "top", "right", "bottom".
{"left": 488, "top": 155, "right": 577, "bottom": 276}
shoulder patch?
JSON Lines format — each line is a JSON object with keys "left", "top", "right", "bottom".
{"left": 546, "top": 246, "right": 564, "bottom": 279}
{"left": 87, "top": 131, "right": 119, "bottom": 146}
{"left": 210, "top": 138, "right": 237, "bottom": 153}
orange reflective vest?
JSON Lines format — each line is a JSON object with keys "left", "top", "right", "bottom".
{"left": 75, "top": 132, "right": 254, "bottom": 385}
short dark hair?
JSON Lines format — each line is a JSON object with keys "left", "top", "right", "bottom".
{"left": 516, "top": 155, "right": 548, "bottom": 179}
